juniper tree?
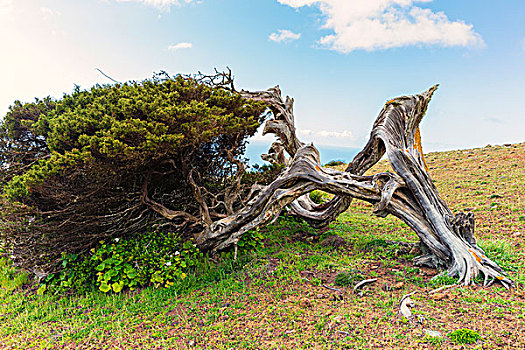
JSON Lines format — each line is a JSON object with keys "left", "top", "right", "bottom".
{"left": 0, "top": 71, "right": 512, "bottom": 288}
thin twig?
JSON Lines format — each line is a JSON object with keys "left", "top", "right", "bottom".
{"left": 428, "top": 284, "right": 458, "bottom": 294}
{"left": 322, "top": 284, "right": 341, "bottom": 292}
{"left": 95, "top": 68, "right": 120, "bottom": 84}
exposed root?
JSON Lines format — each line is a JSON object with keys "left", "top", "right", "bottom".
{"left": 447, "top": 244, "right": 513, "bottom": 289}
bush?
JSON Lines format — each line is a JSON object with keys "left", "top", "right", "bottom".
{"left": 334, "top": 270, "right": 364, "bottom": 286}
{"left": 238, "top": 227, "right": 265, "bottom": 251}
{"left": 309, "top": 190, "right": 330, "bottom": 204}
{"left": 0, "top": 73, "right": 267, "bottom": 269}
{"left": 41, "top": 230, "right": 202, "bottom": 294}
{"left": 448, "top": 329, "right": 481, "bottom": 344}
{"left": 324, "top": 160, "right": 345, "bottom": 167}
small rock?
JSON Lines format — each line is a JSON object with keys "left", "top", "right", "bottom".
{"left": 315, "top": 294, "right": 324, "bottom": 299}
{"left": 512, "top": 232, "right": 522, "bottom": 238}
{"left": 424, "top": 329, "right": 443, "bottom": 338}
{"left": 394, "top": 282, "right": 404, "bottom": 289}
{"left": 188, "top": 340, "right": 195, "bottom": 346}
{"left": 300, "top": 298, "right": 312, "bottom": 308}
{"left": 320, "top": 235, "right": 346, "bottom": 248}
{"left": 431, "top": 293, "right": 445, "bottom": 300}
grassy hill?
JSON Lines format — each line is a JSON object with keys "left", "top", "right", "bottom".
{"left": 1, "top": 142, "right": 524, "bottom": 349}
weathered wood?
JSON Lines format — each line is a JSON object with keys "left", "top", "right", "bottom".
{"left": 190, "top": 84, "right": 512, "bottom": 288}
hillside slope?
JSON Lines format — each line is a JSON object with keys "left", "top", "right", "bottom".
{"left": 1, "top": 142, "right": 524, "bottom": 349}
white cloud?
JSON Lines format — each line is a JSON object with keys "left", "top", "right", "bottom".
{"left": 114, "top": 0, "right": 193, "bottom": 11}
{"left": 269, "top": 29, "right": 301, "bottom": 43}
{"left": 0, "top": 0, "right": 12, "bottom": 20}
{"left": 278, "top": 0, "right": 484, "bottom": 52}
{"left": 168, "top": 42, "right": 192, "bottom": 50}
{"left": 0, "top": 3, "right": 101, "bottom": 117}
{"left": 40, "top": 7, "right": 61, "bottom": 20}
{"left": 299, "top": 129, "right": 352, "bottom": 138}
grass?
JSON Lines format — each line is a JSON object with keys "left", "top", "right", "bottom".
{"left": 1, "top": 142, "right": 524, "bottom": 349}
{"left": 0, "top": 257, "right": 29, "bottom": 298}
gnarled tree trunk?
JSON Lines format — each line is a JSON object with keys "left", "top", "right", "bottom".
{"left": 190, "top": 81, "right": 512, "bottom": 288}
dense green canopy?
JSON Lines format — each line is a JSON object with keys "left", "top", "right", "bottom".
{"left": 0, "top": 74, "right": 267, "bottom": 268}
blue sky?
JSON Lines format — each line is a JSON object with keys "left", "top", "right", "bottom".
{"left": 1, "top": 0, "right": 524, "bottom": 152}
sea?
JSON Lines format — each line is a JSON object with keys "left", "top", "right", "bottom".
{"left": 244, "top": 141, "right": 360, "bottom": 166}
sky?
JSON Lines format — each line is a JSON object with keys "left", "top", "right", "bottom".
{"left": 1, "top": 0, "right": 524, "bottom": 153}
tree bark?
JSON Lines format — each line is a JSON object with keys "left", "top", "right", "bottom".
{"left": 191, "top": 85, "right": 512, "bottom": 288}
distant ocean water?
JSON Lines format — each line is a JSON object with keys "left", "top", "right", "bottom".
{"left": 245, "top": 141, "right": 360, "bottom": 166}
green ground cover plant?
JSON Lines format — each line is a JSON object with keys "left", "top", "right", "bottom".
{"left": 448, "top": 328, "right": 481, "bottom": 344}
{"left": 40, "top": 231, "right": 202, "bottom": 295}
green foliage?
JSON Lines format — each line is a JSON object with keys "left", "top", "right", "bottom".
{"left": 334, "top": 270, "right": 364, "bottom": 287}
{"left": 422, "top": 334, "right": 443, "bottom": 347}
{"left": 429, "top": 274, "right": 457, "bottom": 287}
{"left": 448, "top": 328, "right": 481, "bottom": 344}
{"left": 242, "top": 163, "right": 285, "bottom": 186}
{"left": 478, "top": 239, "right": 522, "bottom": 273}
{"left": 362, "top": 238, "right": 402, "bottom": 259}
{"left": 363, "top": 238, "right": 391, "bottom": 250}
{"left": 42, "top": 230, "right": 202, "bottom": 294}
{"left": 274, "top": 214, "right": 315, "bottom": 236}
{"left": 0, "top": 257, "right": 29, "bottom": 297}
{"left": 309, "top": 190, "right": 330, "bottom": 205}
{"left": 0, "top": 73, "right": 267, "bottom": 268}
{"left": 238, "top": 227, "right": 265, "bottom": 251}
{"left": 324, "top": 160, "right": 344, "bottom": 167}
{"left": 3, "top": 76, "right": 265, "bottom": 201}
{"left": 41, "top": 252, "right": 97, "bottom": 293}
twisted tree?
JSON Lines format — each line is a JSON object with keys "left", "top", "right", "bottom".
{"left": 192, "top": 74, "right": 512, "bottom": 288}
{"left": 0, "top": 71, "right": 512, "bottom": 288}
